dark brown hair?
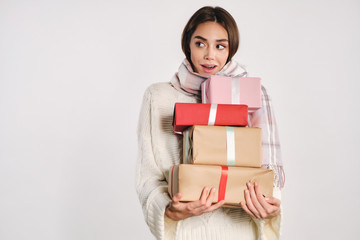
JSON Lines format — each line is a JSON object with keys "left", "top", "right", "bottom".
{"left": 181, "top": 6, "right": 240, "bottom": 66}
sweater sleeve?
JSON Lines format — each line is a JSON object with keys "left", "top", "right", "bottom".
{"left": 136, "top": 87, "right": 172, "bottom": 240}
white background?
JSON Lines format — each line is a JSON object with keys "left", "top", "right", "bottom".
{"left": 1, "top": 0, "right": 359, "bottom": 239}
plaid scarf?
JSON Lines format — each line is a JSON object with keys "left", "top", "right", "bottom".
{"left": 249, "top": 87, "right": 285, "bottom": 188}
{"left": 170, "top": 59, "right": 248, "bottom": 98}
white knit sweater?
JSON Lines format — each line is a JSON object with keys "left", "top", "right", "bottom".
{"left": 136, "top": 82, "right": 282, "bottom": 240}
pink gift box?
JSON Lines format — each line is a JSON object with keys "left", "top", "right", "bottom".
{"left": 201, "top": 76, "right": 262, "bottom": 111}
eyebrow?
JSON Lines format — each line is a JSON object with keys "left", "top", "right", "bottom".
{"left": 194, "top": 35, "right": 228, "bottom": 42}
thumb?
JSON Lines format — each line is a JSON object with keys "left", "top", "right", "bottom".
{"left": 172, "top": 193, "right": 182, "bottom": 203}
{"left": 264, "top": 196, "right": 281, "bottom": 206}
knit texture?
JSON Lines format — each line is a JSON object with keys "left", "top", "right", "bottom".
{"left": 136, "top": 82, "right": 282, "bottom": 240}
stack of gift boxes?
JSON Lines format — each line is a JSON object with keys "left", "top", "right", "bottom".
{"left": 168, "top": 76, "right": 274, "bottom": 207}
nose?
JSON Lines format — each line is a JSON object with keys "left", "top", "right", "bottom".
{"left": 204, "top": 47, "right": 215, "bottom": 60}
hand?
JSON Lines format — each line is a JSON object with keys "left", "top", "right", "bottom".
{"left": 240, "top": 182, "right": 281, "bottom": 219}
{"left": 165, "top": 187, "right": 225, "bottom": 221}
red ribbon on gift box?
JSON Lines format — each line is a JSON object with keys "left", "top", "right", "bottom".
{"left": 218, "top": 166, "right": 228, "bottom": 202}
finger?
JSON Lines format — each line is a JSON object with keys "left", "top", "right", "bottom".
{"left": 265, "top": 196, "right": 281, "bottom": 207}
{"left": 172, "top": 193, "right": 182, "bottom": 203}
{"left": 263, "top": 198, "right": 281, "bottom": 218}
{"left": 244, "top": 188, "right": 260, "bottom": 218}
{"left": 204, "top": 200, "right": 225, "bottom": 213}
{"left": 253, "top": 182, "right": 278, "bottom": 217}
{"left": 190, "top": 187, "right": 210, "bottom": 209}
{"left": 253, "top": 182, "right": 271, "bottom": 210}
{"left": 247, "top": 182, "right": 266, "bottom": 218}
{"left": 206, "top": 188, "right": 217, "bottom": 202}
{"left": 206, "top": 188, "right": 217, "bottom": 205}
{"left": 168, "top": 193, "right": 185, "bottom": 214}
{"left": 198, "top": 187, "right": 217, "bottom": 211}
{"left": 199, "top": 187, "right": 210, "bottom": 202}
{"left": 240, "top": 201, "right": 257, "bottom": 219}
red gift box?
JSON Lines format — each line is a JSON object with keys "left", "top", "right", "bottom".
{"left": 173, "top": 103, "right": 248, "bottom": 134}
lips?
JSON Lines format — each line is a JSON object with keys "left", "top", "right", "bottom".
{"left": 201, "top": 64, "right": 217, "bottom": 74}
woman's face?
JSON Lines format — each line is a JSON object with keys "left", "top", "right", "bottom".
{"left": 189, "top": 22, "right": 229, "bottom": 75}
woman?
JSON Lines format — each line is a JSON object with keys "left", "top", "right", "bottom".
{"left": 136, "top": 6, "right": 284, "bottom": 240}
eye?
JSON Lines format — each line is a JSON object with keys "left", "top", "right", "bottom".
{"left": 217, "top": 44, "right": 226, "bottom": 50}
{"left": 195, "top": 42, "right": 205, "bottom": 47}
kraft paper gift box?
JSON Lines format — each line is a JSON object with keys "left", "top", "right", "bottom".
{"left": 168, "top": 164, "right": 274, "bottom": 207}
{"left": 201, "top": 76, "right": 262, "bottom": 111}
{"left": 173, "top": 102, "right": 248, "bottom": 134}
{"left": 183, "top": 125, "right": 262, "bottom": 167}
